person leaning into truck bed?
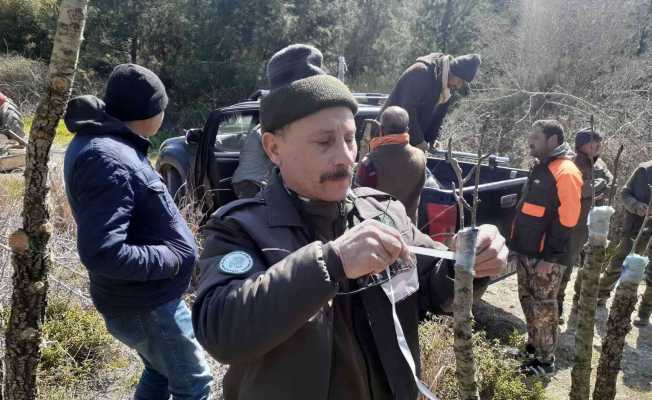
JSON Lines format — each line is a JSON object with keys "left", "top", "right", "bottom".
{"left": 508, "top": 119, "right": 582, "bottom": 377}
{"left": 380, "top": 53, "right": 481, "bottom": 152}
{"left": 597, "top": 159, "right": 652, "bottom": 327}
{"left": 355, "top": 106, "right": 427, "bottom": 224}
{"left": 192, "top": 43, "right": 508, "bottom": 400}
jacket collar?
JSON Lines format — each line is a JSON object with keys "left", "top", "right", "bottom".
{"left": 539, "top": 142, "right": 575, "bottom": 164}
{"left": 262, "top": 171, "right": 309, "bottom": 228}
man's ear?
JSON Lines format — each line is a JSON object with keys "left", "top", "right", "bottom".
{"left": 262, "top": 131, "right": 281, "bottom": 166}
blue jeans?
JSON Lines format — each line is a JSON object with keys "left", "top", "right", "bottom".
{"left": 104, "top": 298, "right": 213, "bottom": 400}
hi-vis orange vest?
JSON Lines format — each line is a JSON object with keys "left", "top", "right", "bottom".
{"left": 509, "top": 156, "right": 583, "bottom": 266}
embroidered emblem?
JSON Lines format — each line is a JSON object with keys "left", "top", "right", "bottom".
{"left": 218, "top": 251, "right": 253, "bottom": 275}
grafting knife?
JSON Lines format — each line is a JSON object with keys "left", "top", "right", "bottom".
{"left": 408, "top": 245, "right": 456, "bottom": 261}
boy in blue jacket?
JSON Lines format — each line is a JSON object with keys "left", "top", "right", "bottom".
{"left": 64, "top": 64, "right": 213, "bottom": 399}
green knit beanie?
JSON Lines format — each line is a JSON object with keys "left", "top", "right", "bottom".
{"left": 260, "top": 44, "right": 358, "bottom": 132}
{"left": 261, "top": 75, "right": 358, "bottom": 132}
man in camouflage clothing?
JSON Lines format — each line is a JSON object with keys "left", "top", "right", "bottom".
{"left": 557, "top": 129, "right": 613, "bottom": 324}
{"left": 508, "top": 120, "right": 582, "bottom": 376}
{"left": 597, "top": 160, "right": 652, "bottom": 327}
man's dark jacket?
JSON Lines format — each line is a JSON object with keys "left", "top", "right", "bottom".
{"left": 63, "top": 95, "right": 198, "bottom": 317}
{"left": 192, "top": 171, "right": 489, "bottom": 400}
{"left": 380, "top": 53, "right": 451, "bottom": 146}
{"left": 509, "top": 144, "right": 583, "bottom": 266}
{"left": 621, "top": 160, "right": 652, "bottom": 236}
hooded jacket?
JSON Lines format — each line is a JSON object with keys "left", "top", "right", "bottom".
{"left": 380, "top": 53, "right": 451, "bottom": 146}
{"left": 63, "top": 95, "right": 198, "bottom": 317}
{"left": 509, "top": 143, "right": 583, "bottom": 266}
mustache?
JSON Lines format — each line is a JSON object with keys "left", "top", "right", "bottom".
{"left": 319, "top": 167, "right": 353, "bottom": 183}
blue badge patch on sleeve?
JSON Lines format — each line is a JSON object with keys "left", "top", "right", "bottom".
{"left": 218, "top": 251, "right": 254, "bottom": 275}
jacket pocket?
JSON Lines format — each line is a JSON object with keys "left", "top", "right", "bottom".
{"left": 521, "top": 202, "right": 546, "bottom": 218}
{"left": 146, "top": 180, "right": 176, "bottom": 217}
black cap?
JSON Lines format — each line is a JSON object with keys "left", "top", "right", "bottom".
{"left": 103, "top": 63, "right": 168, "bottom": 122}
{"left": 575, "top": 128, "right": 604, "bottom": 149}
{"left": 266, "top": 44, "right": 326, "bottom": 89}
{"left": 450, "top": 54, "right": 481, "bottom": 82}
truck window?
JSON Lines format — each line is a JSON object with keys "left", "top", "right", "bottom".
{"left": 214, "top": 111, "right": 258, "bottom": 152}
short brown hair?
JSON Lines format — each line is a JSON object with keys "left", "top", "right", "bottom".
{"left": 532, "top": 119, "right": 564, "bottom": 144}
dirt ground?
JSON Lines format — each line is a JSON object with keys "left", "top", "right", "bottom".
{"left": 475, "top": 269, "right": 652, "bottom": 400}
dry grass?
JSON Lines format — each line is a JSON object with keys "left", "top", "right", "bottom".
{"left": 0, "top": 162, "right": 142, "bottom": 400}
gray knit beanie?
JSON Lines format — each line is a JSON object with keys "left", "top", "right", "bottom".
{"left": 260, "top": 44, "right": 357, "bottom": 132}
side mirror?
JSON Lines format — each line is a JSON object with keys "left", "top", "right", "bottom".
{"left": 185, "top": 128, "right": 202, "bottom": 144}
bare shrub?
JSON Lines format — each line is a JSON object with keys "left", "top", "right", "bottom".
{"left": 0, "top": 55, "right": 48, "bottom": 114}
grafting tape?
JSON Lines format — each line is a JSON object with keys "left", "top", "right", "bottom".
{"left": 587, "top": 206, "right": 615, "bottom": 247}
{"left": 454, "top": 227, "right": 478, "bottom": 274}
{"left": 385, "top": 267, "right": 440, "bottom": 400}
{"left": 620, "top": 254, "right": 648, "bottom": 284}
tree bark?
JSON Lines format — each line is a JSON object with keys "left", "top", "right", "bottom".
{"left": 4, "top": 2, "right": 88, "bottom": 399}
{"left": 440, "top": 0, "right": 454, "bottom": 53}
{"left": 592, "top": 277, "right": 641, "bottom": 400}
{"left": 570, "top": 242, "right": 607, "bottom": 400}
{"left": 453, "top": 228, "right": 479, "bottom": 400}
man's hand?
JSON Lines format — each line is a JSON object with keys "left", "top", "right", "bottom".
{"left": 634, "top": 201, "right": 649, "bottom": 217}
{"left": 535, "top": 260, "right": 554, "bottom": 277}
{"left": 331, "top": 220, "right": 409, "bottom": 279}
{"left": 452, "top": 224, "right": 508, "bottom": 278}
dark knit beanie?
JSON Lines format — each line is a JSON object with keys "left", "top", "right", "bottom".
{"left": 104, "top": 63, "right": 168, "bottom": 122}
{"left": 261, "top": 44, "right": 357, "bottom": 132}
{"left": 575, "top": 128, "right": 604, "bottom": 149}
{"left": 450, "top": 54, "right": 481, "bottom": 82}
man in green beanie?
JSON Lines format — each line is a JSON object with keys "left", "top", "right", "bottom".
{"left": 381, "top": 53, "right": 481, "bottom": 151}
{"left": 192, "top": 44, "right": 507, "bottom": 400}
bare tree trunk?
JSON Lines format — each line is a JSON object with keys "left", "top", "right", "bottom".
{"left": 570, "top": 244, "right": 606, "bottom": 400}
{"left": 453, "top": 228, "right": 479, "bottom": 400}
{"left": 4, "top": 2, "right": 88, "bottom": 399}
{"left": 592, "top": 257, "right": 645, "bottom": 400}
{"left": 440, "top": 0, "right": 454, "bottom": 53}
{"left": 129, "top": 0, "right": 139, "bottom": 63}
{"left": 570, "top": 205, "right": 615, "bottom": 400}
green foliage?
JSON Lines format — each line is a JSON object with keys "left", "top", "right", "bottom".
{"left": 39, "top": 299, "right": 127, "bottom": 389}
{"left": 0, "top": 0, "right": 58, "bottom": 60}
{"left": 0, "top": 0, "right": 512, "bottom": 129}
{"left": 419, "top": 316, "right": 547, "bottom": 400}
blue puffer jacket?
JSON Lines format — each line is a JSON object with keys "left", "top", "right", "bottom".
{"left": 63, "top": 95, "right": 197, "bottom": 317}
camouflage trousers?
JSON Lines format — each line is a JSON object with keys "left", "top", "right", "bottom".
{"left": 597, "top": 229, "right": 652, "bottom": 318}
{"left": 513, "top": 253, "right": 563, "bottom": 363}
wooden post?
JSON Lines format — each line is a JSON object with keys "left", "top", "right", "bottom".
{"left": 4, "top": 1, "right": 88, "bottom": 399}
